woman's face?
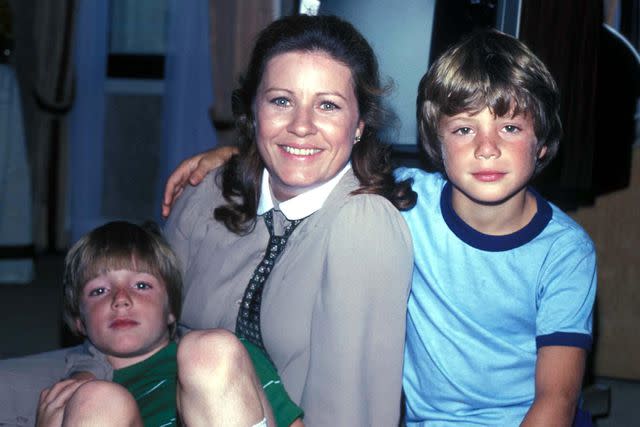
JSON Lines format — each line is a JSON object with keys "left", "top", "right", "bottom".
{"left": 254, "top": 51, "right": 364, "bottom": 201}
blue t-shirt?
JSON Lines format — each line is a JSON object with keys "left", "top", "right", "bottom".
{"left": 396, "top": 168, "right": 596, "bottom": 426}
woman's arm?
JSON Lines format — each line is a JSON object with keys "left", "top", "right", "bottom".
{"left": 162, "top": 146, "right": 238, "bottom": 218}
{"left": 302, "top": 195, "right": 413, "bottom": 425}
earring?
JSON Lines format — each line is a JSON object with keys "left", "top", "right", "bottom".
{"left": 354, "top": 135, "right": 361, "bottom": 143}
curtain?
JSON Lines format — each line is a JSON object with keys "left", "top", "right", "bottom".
{"left": 155, "top": 0, "right": 217, "bottom": 219}
{"left": 31, "top": 0, "right": 77, "bottom": 250}
{"left": 69, "top": 0, "right": 217, "bottom": 237}
{"left": 521, "top": 0, "right": 638, "bottom": 208}
{"left": 520, "top": 0, "right": 603, "bottom": 208}
{"left": 68, "top": 0, "right": 108, "bottom": 243}
{"left": 0, "top": 64, "right": 33, "bottom": 283}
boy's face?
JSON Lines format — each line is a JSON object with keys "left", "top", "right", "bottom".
{"left": 438, "top": 107, "right": 546, "bottom": 209}
{"left": 75, "top": 269, "right": 176, "bottom": 369}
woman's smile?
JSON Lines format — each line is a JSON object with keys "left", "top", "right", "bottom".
{"left": 280, "top": 145, "right": 323, "bottom": 157}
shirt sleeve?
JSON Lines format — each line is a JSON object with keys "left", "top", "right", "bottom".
{"left": 64, "top": 340, "right": 113, "bottom": 380}
{"left": 536, "top": 233, "right": 597, "bottom": 350}
{"left": 300, "top": 195, "right": 414, "bottom": 426}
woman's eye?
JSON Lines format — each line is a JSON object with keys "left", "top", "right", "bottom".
{"left": 135, "top": 281, "right": 151, "bottom": 290}
{"left": 88, "top": 287, "right": 106, "bottom": 297}
{"left": 319, "top": 101, "right": 339, "bottom": 111}
{"left": 271, "top": 97, "right": 290, "bottom": 107}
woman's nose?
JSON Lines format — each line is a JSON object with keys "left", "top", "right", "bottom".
{"left": 287, "top": 106, "right": 317, "bottom": 137}
{"left": 474, "top": 132, "right": 501, "bottom": 160}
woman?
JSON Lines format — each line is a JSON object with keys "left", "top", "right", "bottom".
{"left": 166, "top": 14, "right": 415, "bottom": 426}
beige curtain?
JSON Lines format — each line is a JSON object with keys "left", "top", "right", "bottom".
{"left": 208, "top": 0, "right": 295, "bottom": 146}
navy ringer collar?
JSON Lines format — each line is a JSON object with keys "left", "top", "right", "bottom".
{"left": 441, "top": 182, "right": 552, "bottom": 252}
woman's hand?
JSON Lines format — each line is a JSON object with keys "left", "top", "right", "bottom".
{"left": 161, "top": 146, "right": 239, "bottom": 218}
{"left": 36, "top": 378, "right": 92, "bottom": 427}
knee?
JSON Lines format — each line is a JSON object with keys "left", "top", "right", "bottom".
{"left": 65, "top": 381, "right": 139, "bottom": 424}
{"left": 177, "top": 329, "right": 251, "bottom": 390}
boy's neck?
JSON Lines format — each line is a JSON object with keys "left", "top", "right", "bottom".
{"left": 450, "top": 187, "right": 538, "bottom": 236}
{"left": 106, "top": 337, "right": 171, "bottom": 370}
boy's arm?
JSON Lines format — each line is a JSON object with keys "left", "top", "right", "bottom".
{"left": 36, "top": 378, "right": 91, "bottom": 427}
{"left": 520, "top": 345, "right": 586, "bottom": 427}
{"left": 35, "top": 342, "right": 111, "bottom": 426}
{"left": 161, "top": 146, "right": 238, "bottom": 218}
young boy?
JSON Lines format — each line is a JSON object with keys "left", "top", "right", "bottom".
{"left": 396, "top": 30, "right": 596, "bottom": 425}
{"left": 161, "top": 30, "right": 596, "bottom": 426}
{"left": 25, "top": 221, "right": 302, "bottom": 427}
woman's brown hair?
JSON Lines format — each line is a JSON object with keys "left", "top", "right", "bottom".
{"left": 214, "top": 14, "right": 416, "bottom": 234}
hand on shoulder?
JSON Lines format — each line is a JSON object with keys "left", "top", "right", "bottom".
{"left": 162, "top": 146, "right": 239, "bottom": 218}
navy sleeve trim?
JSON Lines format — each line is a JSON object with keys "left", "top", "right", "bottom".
{"left": 536, "top": 332, "right": 592, "bottom": 350}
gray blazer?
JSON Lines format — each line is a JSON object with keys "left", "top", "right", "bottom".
{"left": 166, "top": 169, "right": 414, "bottom": 426}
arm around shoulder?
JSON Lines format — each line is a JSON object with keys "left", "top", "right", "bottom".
{"left": 162, "top": 146, "right": 238, "bottom": 218}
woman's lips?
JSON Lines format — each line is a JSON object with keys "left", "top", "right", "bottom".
{"left": 472, "top": 171, "right": 506, "bottom": 182}
{"left": 110, "top": 318, "right": 139, "bottom": 329}
{"left": 280, "top": 145, "right": 322, "bottom": 156}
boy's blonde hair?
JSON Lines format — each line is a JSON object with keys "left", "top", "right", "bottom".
{"left": 63, "top": 221, "right": 183, "bottom": 338}
{"left": 417, "top": 29, "right": 562, "bottom": 176}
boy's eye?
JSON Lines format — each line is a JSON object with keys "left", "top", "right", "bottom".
{"left": 453, "top": 127, "right": 473, "bottom": 135}
{"left": 270, "top": 97, "right": 290, "bottom": 107}
{"left": 503, "top": 125, "right": 521, "bottom": 133}
{"left": 134, "top": 281, "right": 151, "bottom": 290}
{"left": 319, "top": 101, "right": 339, "bottom": 111}
{"left": 88, "top": 287, "right": 107, "bottom": 297}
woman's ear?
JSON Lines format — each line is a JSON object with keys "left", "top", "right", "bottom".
{"left": 355, "top": 120, "right": 365, "bottom": 143}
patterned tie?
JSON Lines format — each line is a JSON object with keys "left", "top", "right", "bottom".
{"left": 235, "top": 209, "right": 304, "bottom": 352}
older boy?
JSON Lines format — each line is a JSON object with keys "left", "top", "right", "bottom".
{"left": 161, "top": 30, "right": 596, "bottom": 426}
{"left": 396, "top": 30, "right": 596, "bottom": 425}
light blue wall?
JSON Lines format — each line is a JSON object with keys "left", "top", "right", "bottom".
{"left": 320, "top": 0, "right": 435, "bottom": 146}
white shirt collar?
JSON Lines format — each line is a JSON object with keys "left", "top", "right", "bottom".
{"left": 257, "top": 163, "right": 352, "bottom": 220}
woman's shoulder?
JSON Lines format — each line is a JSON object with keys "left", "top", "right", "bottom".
{"left": 184, "top": 169, "right": 224, "bottom": 201}
{"left": 174, "top": 170, "right": 224, "bottom": 215}
{"left": 316, "top": 184, "right": 413, "bottom": 298}
{"left": 325, "top": 190, "right": 412, "bottom": 250}
{"left": 342, "top": 191, "right": 405, "bottom": 220}
{"left": 165, "top": 169, "right": 225, "bottom": 238}
{"left": 321, "top": 171, "right": 405, "bottom": 222}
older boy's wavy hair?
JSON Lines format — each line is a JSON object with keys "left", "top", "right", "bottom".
{"left": 417, "top": 29, "right": 562, "bottom": 175}
{"left": 63, "top": 221, "right": 183, "bottom": 339}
